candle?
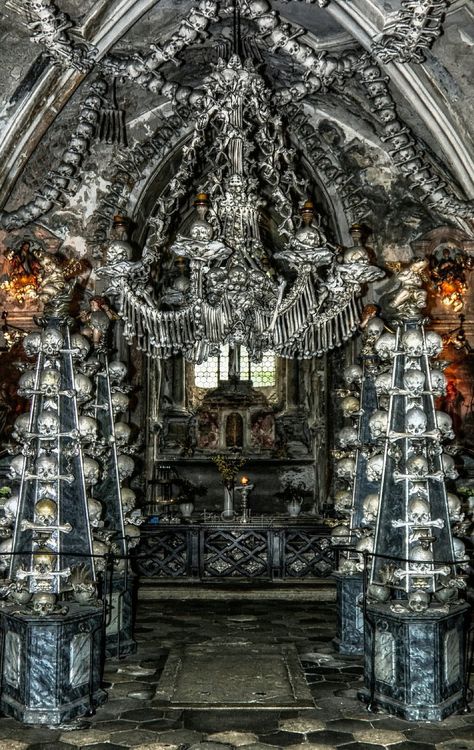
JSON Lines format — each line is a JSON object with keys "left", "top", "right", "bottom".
{"left": 240, "top": 476, "right": 249, "bottom": 486}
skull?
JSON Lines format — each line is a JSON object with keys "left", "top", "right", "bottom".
{"left": 362, "top": 64, "right": 382, "bottom": 81}
{"left": 78, "top": 416, "right": 98, "bottom": 444}
{"left": 429, "top": 369, "right": 446, "bottom": 396}
{"left": 83, "top": 457, "right": 100, "bottom": 486}
{"left": 441, "top": 453, "right": 458, "bottom": 480}
{"left": 255, "top": 12, "right": 278, "bottom": 34}
{"left": 435, "top": 410, "right": 454, "bottom": 439}
{"left": 406, "top": 454, "right": 428, "bottom": 477}
{"left": 403, "top": 368, "right": 425, "bottom": 396}
{"left": 335, "top": 457, "right": 356, "bottom": 481}
{"left": 0, "top": 539, "right": 12, "bottom": 572}
{"left": 32, "top": 592, "right": 57, "bottom": 616}
{"left": 111, "top": 391, "right": 129, "bottom": 416}
{"left": 37, "top": 410, "right": 59, "bottom": 437}
{"left": 70, "top": 333, "right": 90, "bottom": 361}
{"left": 411, "top": 544, "right": 433, "bottom": 567}
{"left": 341, "top": 396, "right": 360, "bottom": 418}
{"left": 453, "top": 537, "right": 468, "bottom": 562}
{"left": 406, "top": 407, "right": 427, "bottom": 436}
{"left": 408, "top": 590, "right": 429, "bottom": 613}
{"left": 408, "top": 495, "right": 430, "bottom": 523}
{"left": 12, "top": 413, "right": 31, "bottom": 441}
{"left": 365, "top": 316, "right": 385, "bottom": 340}
{"left": 447, "top": 492, "right": 463, "bottom": 522}
{"left": 23, "top": 332, "right": 42, "bottom": 357}
{"left": 80, "top": 356, "right": 101, "bottom": 377}
{"left": 17, "top": 369, "right": 36, "bottom": 397}
{"left": 401, "top": 330, "right": 424, "bottom": 358}
{"left": 124, "top": 523, "right": 141, "bottom": 549}
{"left": 362, "top": 493, "right": 380, "bottom": 524}
{"left": 9, "top": 455, "right": 26, "bottom": 481}
{"left": 343, "top": 364, "right": 363, "bottom": 387}
{"left": 33, "top": 546, "right": 55, "bottom": 574}
{"left": 333, "top": 489, "right": 352, "bottom": 512}
{"left": 114, "top": 422, "right": 131, "bottom": 447}
{"left": 41, "top": 327, "right": 64, "bottom": 355}
{"left": 121, "top": 487, "right": 136, "bottom": 513}
{"left": 355, "top": 533, "right": 374, "bottom": 553}
{"left": 40, "top": 368, "right": 61, "bottom": 396}
{"left": 375, "top": 332, "right": 397, "bottom": 360}
{"left": 337, "top": 426, "right": 359, "bottom": 449}
{"left": 330, "top": 524, "right": 350, "bottom": 546}
{"left": 374, "top": 371, "right": 392, "bottom": 396}
{"left": 108, "top": 360, "right": 128, "bottom": 384}
{"left": 3, "top": 493, "right": 19, "bottom": 523}
{"left": 36, "top": 454, "right": 58, "bottom": 480}
{"left": 117, "top": 454, "right": 135, "bottom": 481}
{"left": 367, "top": 454, "right": 384, "bottom": 482}
{"left": 424, "top": 330, "right": 443, "bottom": 357}
{"left": 87, "top": 496, "right": 103, "bottom": 527}
{"left": 35, "top": 498, "right": 57, "bottom": 525}
{"left": 369, "top": 410, "right": 388, "bottom": 440}
{"left": 93, "top": 539, "right": 109, "bottom": 571}
{"left": 74, "top": 373, "right": 93, "bottom": 403}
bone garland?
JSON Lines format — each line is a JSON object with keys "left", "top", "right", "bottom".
{"left": 358, "top": 58, "right": 474, "bottom": 219}
{"left": 371, "top": 0, "right": 449, "bottom": 64}
{"left": 25, "top": 0, "right": 96, "bottom": 71}
{"left": 0, "top": 79, "right": 106, "bottom": 230}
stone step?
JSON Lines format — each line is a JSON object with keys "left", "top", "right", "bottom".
{"left": 138, "top": 578, "right": 336, "bottom": 601}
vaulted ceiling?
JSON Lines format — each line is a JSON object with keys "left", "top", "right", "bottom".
{"left": 0, "top": 0, "right": 473, "bottom": 265}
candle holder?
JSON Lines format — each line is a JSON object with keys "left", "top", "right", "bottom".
{"left": 236, "top": 477, "right": 254, "bottom": 524}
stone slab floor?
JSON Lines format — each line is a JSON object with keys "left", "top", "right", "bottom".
{"left": 0, "top": 599, "right": 473, "bottom": 750}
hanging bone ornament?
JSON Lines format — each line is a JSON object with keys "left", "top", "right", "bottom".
{"left": 435, "top": 410, "right": 454, "bottom": 439}
{"left": 83, "top": 457, "right": 100, "bottom": 486}
{"left": 401, "top": 329, "right": 424, "bottom": 358}
{"left": 441, "top": 453, "right": 458, "bottom": 480}
{"left": 69, "top": 333, "right": 91, "bottom": 360}
{"left": 375, "top": 332, "right": 397, "bottom": 360}
{"left": 367, "top": 454, "right": 384, "bottom": 482}
{"left": 369, "top": 409, "right": 388, "bottom": 440}
{"left": 343, "top": 364, "right": 363, "bottom": 386}
{"left": 362, "top": 493, "right": 380, "bottom": 525}
{"left": 335, "top": 457, "right": 356, "bottom": 481}
{"left": 40, "top": 327, "right": 64, "bottom": 355}
{"left": 117, "top": 454, "right": 135, "bottom": 481}
{"left": 340, "top": 396, "right": 360, "bottom": 418}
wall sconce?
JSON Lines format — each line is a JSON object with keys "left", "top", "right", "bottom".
{"left": 429, "top": 247, "right": 472, "bottom": 313}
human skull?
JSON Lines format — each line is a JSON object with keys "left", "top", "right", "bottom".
{"left": 335, "top": 457, "right": 356, "bottom": 481}
{"left": 87, "top": 496, "right": 103, "bottom": 527}
{"left": 355, "top": 533, "right": 374, "bottom": 553}
{"left": 374, "top": 371, "right": 392, "bottom": 397}
{"left": 70, "top": 333, "right": 90, "bottom": 361}
{"left": 78, "top": 416, "right": 98, "bottom": 444}
{"left": 411, "top": 544, "right": 433, "bottom": 567}
{"left": 4, "top": 493, "right": 19, "bottom": 522}
{"left": 37, "top": 410, "right": 59, "bottom": 437}
{"left": 365, "top": 316, "right": 385, "bottom": 340}
{"left": 337, "top": 426, "right": 359, "bottom": 449}
{"left": 333, "top": 489, "right": 352, "bottom": 512}
{"left": 17, "top": 369, "right": 36, "bottom": 396}
{"left": 406, "top": 407, "right": 427, "bottom": 436}
{"left": 36, "top": 454, "right": 58, "bottom": 481}
{"left": 32, "top": 592, "right": 57, "bottom": 616}
{"left": 401, "top": 329, "right": 424, "bottom": 358}
{"left": 435, "top": 410, "right": 454, "bottom": 438}
{"left": 41, "top": 327, "right": 64, "bottom": 355}
{"left": 40, "top": 368, "right": 61, "bottom": 396}
{"left": 441, "top": 453, "right": 458, "bottom": 480}
{"left": 93, "top": 540, "right": 109, "bottom": 571}
{"left": 9, "top": 455, "right": 26, "bottom": 481}
{"left": 330, "top": 524, "right": 350, "bottom": 546}
{"left": 408, "top": 495, "right": 430, "bottom": 523}
{"left": 111, "top": 391, "right": 129, "bottom": 416}
{"left": 408, "top": 590, "right": 429, "bottom": 613}
{"left": 114, "top": 422, "right": 131, "bottom": 447}
{"left": 80, "top": 356, "right": 101, "bottom": 377}
{"left": 124, "top": 523, "right": 141, "bottom": 549}
{"left": 35, "top": 498, "right": 57, "bottom": 525}
{"left": 362, "top": 493, "right": 380, "bottom": 524}
{"left": 121, "top": 487, "right": 136, "bottom": 513}
{"left": 367, "top": 454, "right": 384, "bottom": 482}
{"left": 429, "top": 369, "right": 446, "bottom": 396}
{"left": 341, "top": 396, "right": 360, "bottom": 418}
{"left": 406, "top": 454, "right": 428, "bottom": 477}
{"left": 452, "top": 537, "right": 468, "bottom": 562}
{"left": 403, "top": 369, "right": 425, "bottom": 396}
{"left": 343, "top": 364, "right": 363, "bottom": 387}
{"left": 23, "top": 332, "right": 42, "bottom": 357}
{"left": 255, "top": 12, "right": 278, "bottom": 34}
{"left": 447, "top": 493, "right": 463, "bottom": 522}
{"left": 83, "top": 457, "right": 100, "bottom": 486}
{"left": 369, "top": 410, "right": 388, "bottom": 440}
{"left": 117, "top": 454, "right": 135, "bottom": 481}
{"left": 0, "top": 538, "right": 12, "bottom": 572}
{"left": 12, "top": 413, "right": 31, "bottom": 441}
{"left": 375, "top": 332, "right": 397, "bottom": 360}
{"left": 74, "top": 373, "right": 93, "bottom": 403}
{"left": 108, "top": 360, "right": 128, "bottom": 384}
{"left": 424, "top": 330, "right": 443, "bottom": 357}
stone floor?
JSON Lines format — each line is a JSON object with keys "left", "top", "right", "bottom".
{"left": 0, "top": 599, "right": 473, "bottom": 750}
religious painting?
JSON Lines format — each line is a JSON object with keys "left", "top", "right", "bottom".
{"left": 197, "top": 410, "right": 219, "bottom": 450}
{"left": 250, "top": 410, "right": 275, "bottom": 451}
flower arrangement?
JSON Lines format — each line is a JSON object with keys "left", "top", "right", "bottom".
{"left": 211, "top": 454, "right": 245, "bottom": 489}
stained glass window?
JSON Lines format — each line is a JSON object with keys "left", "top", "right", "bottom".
{"left": 194, "top": 345, "right": 275, "bottom": 389}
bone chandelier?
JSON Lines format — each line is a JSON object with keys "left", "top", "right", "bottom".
{"left": 98, "top": 54, "right": 383, "bottom": 363}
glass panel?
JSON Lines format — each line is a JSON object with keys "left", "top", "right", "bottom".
{"left": 219, "top": 344, "right": 229, "bottom": 381}
{"left": 240, "top": 346, "right": 250, "bottom": 380}
{"left": 251, "top": 351, "right": 275, "bottom": 387}
{"left": 195, "top": 354, "right": 219, "bottom": 388}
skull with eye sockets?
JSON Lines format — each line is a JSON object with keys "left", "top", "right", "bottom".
{"left": 362, "top": 493, "right": 379, "bottom": 525}
{"left": 37, "top": 410, "right": 59, "bottom": 438}
{"left": 35, "top": 454, "right": 58, "bottom": 481}
{"left": 406, "top": 407, "right": 427, "bottom": 436}
{"left": 374, "top": 332, "right": 397, "bottom": 360}
{"left": 40, "top": 368, "right": 61, "bottom": 397}
{"left": 401, "top": 329, "right": 424, "bottom": 358}
{"left": 435, "top": 410, "right": 454, "bottom": 439}
{"left": 403, "top": 368, "right": 425, "bottom": 396}
{"left": 78, "top": 416, "right": 98, "bottom": 444}
{"left": 335, "top": 457, "right": 356, "bottom": 482}
{"left": 41, "top": 327, "right": 63, "bottom": 356}
{"left": 70, "top": 333, "right": 90, "bottom": 361}
{"left": 343, "top": 365, "right": 363, "bottom": 387}
{"left": 340, "top": 396, "right": 360, "bottom": 419}
{"left": 369, "top": 410, "right": 388, "bottom": 440}
{"left": 366, "top": 454, "right": 384, "bottom": 482}
{"left": 408, "top": 590, "right": 430, "bottom": 613}
{"left": 12, "top": 413, "right": 31, "bottom": 442}
{"left": 337, "top": 426, "right": 359, "bottom": 449}
{"left": 23, "top": 332, "right": 42, "bottom": 357}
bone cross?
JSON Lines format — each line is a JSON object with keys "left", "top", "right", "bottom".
{"left": 20, "top": 520, "right": 72, "bottom": 534}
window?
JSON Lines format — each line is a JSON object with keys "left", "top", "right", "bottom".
{"left": 194, "top": 345, "right": 275, "bottom": 389}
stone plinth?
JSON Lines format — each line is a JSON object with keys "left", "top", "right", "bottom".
{"left": 333, "top": 572, "right": 364, "bottom": 655}
{"left": 359, "top": 601, "right": 470, "bottom": 721}
{"left": 105, "top": 573, "right": 137, "bottom": 658}
{"left": 0, "top": 605, "right": 106, "bottom": 725}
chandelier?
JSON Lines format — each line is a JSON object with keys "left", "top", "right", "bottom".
{"left": 98, "top": 54, "right": 383, "bottom": 363}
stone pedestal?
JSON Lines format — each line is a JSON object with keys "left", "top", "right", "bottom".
{"left": 0, "top": 605, "right": 106, "bottom": 725}
{"left": 333, "top": 572, "right": 364, "bottom": 655}
{"left": 359, "top": 601, "right": 470, "bottom": 721}
{"left": 105, "top": 573, "right": 137, "bottom": 659}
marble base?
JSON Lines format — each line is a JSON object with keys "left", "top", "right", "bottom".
{"left": 359, "top": 601, "right": 470, "bottom": 721}
{"left": 105, "top": 573, "right": 137, "bottom": 659}
{"left": 0, "top": 604, "right": 106, "bottom": 725}
{"left": 333, "top": 572, "right": 364, "bottom": 656}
